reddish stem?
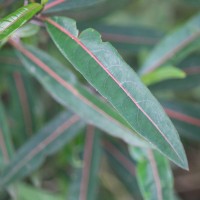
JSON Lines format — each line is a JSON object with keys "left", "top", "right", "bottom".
{"left": 44, "top": 0, "right": 65, "bottom": 11}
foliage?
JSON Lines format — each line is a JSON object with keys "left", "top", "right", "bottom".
{"left": 0, "top": 0, "right": 200, "bottom": 199}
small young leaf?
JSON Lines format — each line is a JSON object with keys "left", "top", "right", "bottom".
{"left": 141, "top": 66, "right": 186, "bottom": 86}
{"left": 150, "top": 55, "right": 200, "bottom": 91}
{"left": 46, "top": 16, "right": 188, "bottom": 169}
{"left": 0, "top": 3, "right": 42, "bottom": 41}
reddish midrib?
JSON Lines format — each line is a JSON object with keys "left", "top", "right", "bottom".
{"left": 2, "top": 115, "right": 80, "bottom": 184}
{"left": 79, "top": 126, "right": 95, "bottom": 200}
{"left": 165, "top": 108, "right": 200, "bottom": 127}
{"left": 45, "top": 18, "right": 180, "bottom": 160}
{"left": 9, "top": 39, "right": 142, "bottom": 147}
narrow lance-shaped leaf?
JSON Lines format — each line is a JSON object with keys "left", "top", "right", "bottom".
{"left": 0, "top": 101, "right": 14, "bottom": 169}
{"left": 0, "top": 111, "right": 84, "bottom": 187}
{"left": 149, "top": 55, "right": 200, "bottom": 91}
{"left": 129, "top": 148, "right": 175, "bottom": 200}
{"left": 141, "top": 66, "right": 186, "bottom": 86}
{"left": 46, "top": 16, "right": 188, "bottom": 169}
{"left": 0, "top": 3, "right": 43, "bottom": 41}
{"left": 139, "top": 12, "right": 200, "bottom": 75}
{"left": 68, "top": 127, "right": 102, "bottom": 200}
{"left": 12, "top": 42, "right": 147, "bottom": 147}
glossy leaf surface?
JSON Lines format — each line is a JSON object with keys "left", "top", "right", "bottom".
{"left": 46, "top": 16, "right": 188, "bottom": 169}
{"left": 0, "top": 3, "right": 42, "bottom": 41}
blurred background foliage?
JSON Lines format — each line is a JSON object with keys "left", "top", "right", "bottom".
{"left": 1, "top": 0, "right": 200, "bottom": 199}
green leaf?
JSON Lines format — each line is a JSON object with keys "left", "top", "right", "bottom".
{"left": 0, "top": 100, "right": 14, "bottom": 169}
{"left": 129, "top": 148, "right": 174, "bottom": 200}
{"left": 141, "top": 66, "right": 186, "bottom": 86}
{"left": 0, "top": 111, "right": 84, "bottom": 187}
{"left": 68, "top": 127, "right": 102, "bottom": 200}
{"left": 139, "top": 12, "right": 200, "bottom": 75}
{"left": 162, "top": 100, "right": 200, "bottom": 141}
{"left": 149, "top": 55, "right": 200, "bottom": 91}
{"left": 0, "top": 3, "right": 43, "bottom": 41}
{"left": 16, "top": 183, "right": 64, "bottom": 200}
{"left": 41, "top": 0, "right": 49, "bottom": 6}
{"left": 14, "top": 43, "right": 147, "bottom": 147}
{"left": 46, "top": 16, "right": 188, "bottom": 169}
